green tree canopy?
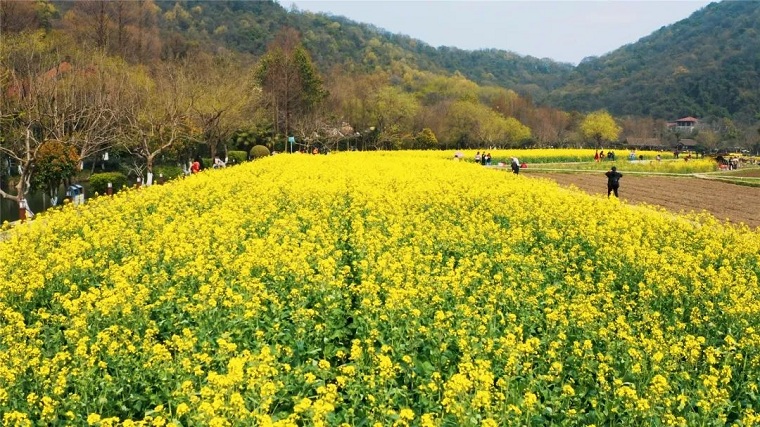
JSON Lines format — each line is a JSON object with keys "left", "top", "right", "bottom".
{"left": 441, "top": 101, "right": 531, "bottom": 148}
{"left": 370, "top": 86, "right": 420, "bottom": 149}
{"left": 31, "top": 140, "right": 78, "bottom": 205}
{"left": 254, "top": 27, "right": 327, "bottom": 140}
{"left": 414, "top": 128, "right": 438, "bottom": 149}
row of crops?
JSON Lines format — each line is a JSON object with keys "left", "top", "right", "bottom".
{"left": 1, "top": 152, "right": 759, "bottom": 426}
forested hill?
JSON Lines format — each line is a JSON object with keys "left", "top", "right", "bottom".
{"left": 47, "top": 0, "right": 759, "bottom": 124}
{"left": 148, "top": 0, "right": 573, "bottom": 99}
{"left": 546, "top": 1, "right": 760, "bottom": 122}
{"left": 151, "top": 0, "right": 759, "bottom": 122}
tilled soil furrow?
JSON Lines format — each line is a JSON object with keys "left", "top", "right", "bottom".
{"left": 528, "top": 173, "right": 760, "bottom": 229}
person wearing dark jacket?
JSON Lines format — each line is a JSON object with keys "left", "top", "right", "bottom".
{"left": 605, "top": 166, "right": 622, "bottom": 198}
{"left": 510, "top": 158, "right": 520, "bottom": 174}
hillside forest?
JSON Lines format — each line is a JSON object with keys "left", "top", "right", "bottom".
{"left": 2, "top": 0, "right": 760, "bottom": 207}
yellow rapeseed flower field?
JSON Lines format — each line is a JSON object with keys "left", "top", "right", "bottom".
{"left": 443, "top": 149, "right": 718, "bottom": 173}
{"left": 437, "top": 148, "right": 681, "bottom": 163}
{"left": 1, "top": 152, "right": 759, "bottom": 426}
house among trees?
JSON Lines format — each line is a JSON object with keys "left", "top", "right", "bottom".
{"left": 624, "top": 136, "right": 700, "bottom": 152}
{"left": 667, "top": 116, "right": 700, "bottom": 133}
{"left": 676, "top": 138, "right": 699, "bottom": 151}
{"left": 624, "top": 137, "right": 669, "bottom": 151}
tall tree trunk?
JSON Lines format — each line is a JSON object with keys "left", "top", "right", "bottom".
{"left": 146, "top": 154, "right": 154, "bottom": 186}
{"left": 97, "top": 1, "right": 108, "bottom": 49}
{"left": 0, "top": 130, "right": 35, "bottom": 213}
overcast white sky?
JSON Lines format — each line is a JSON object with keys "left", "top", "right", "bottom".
{"left": 284, "top": 0, "right": 714, "bottom": 64}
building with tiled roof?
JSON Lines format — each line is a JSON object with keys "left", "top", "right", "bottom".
{"left": 666, "top": 116, "right": 700, "bottom": 133}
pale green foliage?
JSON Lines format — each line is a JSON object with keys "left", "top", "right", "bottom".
{"left": 372, "top": 86, "right": 420, "bottom": 149}
{"left": 185, "top": 52, "right": 256, "bottom": 159}
{"left": 580, "top": 110, "right": 621, "bottom": 147}
{"left": 325, "top": 72, "right": 392, "bottom": 139}
{"left": 695, "top": 129, "right": 720, "bottom": 151}
{"left": 414, "top": 71, "right": 480, "bottom": 104}
{"left": 443, "top": 101, "right": 531, "bottom": 147}
{"left": 373, "top": 86, "right": 420, "bottom": 128}
{"left": 481, "top": 113, "right": 531, "bottom": 147}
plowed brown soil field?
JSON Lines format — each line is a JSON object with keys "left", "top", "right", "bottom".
{"left": 528, "top": 173, "right": 760, "bottom": 229}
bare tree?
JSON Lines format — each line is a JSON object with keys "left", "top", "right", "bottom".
{"left": 0, "top": 31, "right": 63, "bottom": 209}
{"left": 525, "top": 107, "right": 571, "bottom": 147}
{"left": 323, "top": 68, "right": 386, "bottom": 149}
{"left": 63, "top": 0, "right": 111, "bottom": 49}
{"left": 42, "top": 53, "right": 131, "bottom": 173}
{"left": 130, "top": 0, "right": 161, "bottom": 63}
{"left": 186, "top": 53, "right": 257, "bottom": 162}
{"left": 0, "top": 0, "right": 40, "bottom": 33}
{"left": 61, "top": 0, "right": 160, "bottom": 62}
{"left": 1, "top": 31, "right": 133, "bottom": 211}
{"left": 121, "top": 62, "right": 193, "bottom": 185}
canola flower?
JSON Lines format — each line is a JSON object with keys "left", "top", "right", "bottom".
{"left": 1, "top": 152, "right": 759, "bottom": 426}
{"left": 522, "top": 158, "right": 718, "bottom": 174}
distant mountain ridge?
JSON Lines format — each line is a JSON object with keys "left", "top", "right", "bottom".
{"left": 546, "top": 1, "right": 760, "bottom": 122}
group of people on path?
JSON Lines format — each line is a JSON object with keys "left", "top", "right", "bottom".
{"left": 474, "top": 151, "right": 492, "bottom": 165}
{"left": 454, "top": 151, "right": 523, "bottom": 175}
{"left": 594, "top": 150, "right": 617, "bottom": 161}
{"left": 726, "top": 157, "right": 740, "bottom": 170}
{"left": 188, "top": 156, "right": 227, "bottom": 175}
{"left": 464, "top": 149, "right": 623, "bottom": 198}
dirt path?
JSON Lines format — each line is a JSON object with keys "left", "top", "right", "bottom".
{"left": 528, "top": 172, "right": 760, "bottom": 229}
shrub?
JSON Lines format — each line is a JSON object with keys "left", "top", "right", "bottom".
{"left": 226, "top": 150, "right": 248, "bottom": 164}
{"left": 89, "top": 172, "right": 128, "bottom": 195}
{"left": 415, "top": 128, "right": 439, "bottom": 150}
{"left": 250, "top": 145, "right": 270, "bottom": 159}
{"left": 32, "top": 140, "right": 78, "bottom": 196}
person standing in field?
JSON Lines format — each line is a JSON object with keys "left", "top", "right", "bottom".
{"left": 605, "top": 166, "right": 622, "bottom": 198}
{"left": 191, "top": 159, "right": 201, "bottom": 174}
{"left": 511, "top": 157, "right": 520, "bottom": 174}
